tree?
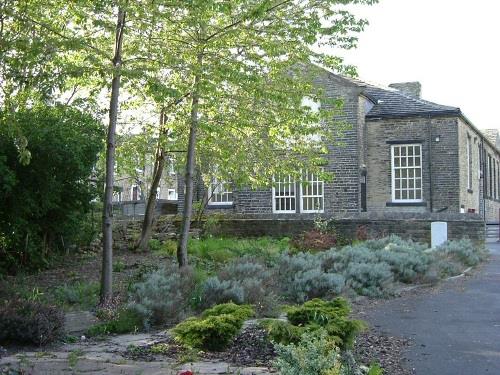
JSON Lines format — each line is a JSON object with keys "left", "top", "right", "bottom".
{"left": 100, "top": 5, "right": 127, "bottom": 304}
{"left": 0, "top": 105, "right": 104, "bottom": 274}
{"left": 156, "top": 0, "right": 377, "bottom": 266}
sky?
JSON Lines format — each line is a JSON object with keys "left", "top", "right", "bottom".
{"left": 337, "top": 0, "right": 500, "bottom": 130}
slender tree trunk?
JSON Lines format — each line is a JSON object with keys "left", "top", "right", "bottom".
{"left": 136, "top": 110, "right": 166, "bottom": 251}
{"left": 177, "top": 55, "right": 202, "bottom": 267}
{"left": 100, "top": 7, "right": 126, "bottom": 305}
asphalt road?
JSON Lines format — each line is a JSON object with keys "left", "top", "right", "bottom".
{"left": 369, "top": 240, "right": 500, "bottom": 375}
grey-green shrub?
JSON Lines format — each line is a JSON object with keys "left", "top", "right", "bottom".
{"left": 199, "top": 276, "right": 245, "bottom": 308}
{"left": 199, "top": 258, "right": 280, "bottom": 316}
{"left": 278, "top": 252, "right": 344, "bottom": 303}
{"left": 434, "top": 238, "right": 487, "bottom": 267}
{"left": 344, "top": 262, "right": 394, "bottom": 297}
{"left": 128, "top": 265, "right": 196, "bottom": 327}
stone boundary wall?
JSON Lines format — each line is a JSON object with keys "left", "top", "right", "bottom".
{"left": 208, "top": 212, "right": 485, "bottom": 244}
{"left": 113, "top": 212, "right": 485, "bottom": 248}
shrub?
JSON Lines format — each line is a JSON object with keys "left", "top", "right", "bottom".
{"left": 259, "top": 319, "right": 304, "bottom": 345}
{"left": 286, "top": 298, "right": 366, "bottom": 350}
{"left": 344, "top": 262, "right": 394, "bottom": 297}
{"left": 53, "top": 281, "right": 99, "bottom": 308}
{"left": 291, "top": 229, "right": 337, "bottom": 252}
{"left": 198, "top": 276, "right": 245, "bottom": 308}
{"left": 128, "top": 265, "right": 196, "bottom": 327}
{"left": 199, "top": 258, "right": 280, "bottom": 317}
{"left": 435, "top": 239, "right": 487, "bottom": 267}
{"left": 278, "top": 252, "right": 344, "bottom": 303}
{"left": 87, "top": 308, "right": 142, "bottom": 336}
{"left": 0, "top": 300, "right": 65, "bottom": 345}
{"left": 172, "top": 303, "right": 254, "bottom": 351}
{"left": 273, "top": 330, "right": 343, "bottom": 375}
{"left": 148, "top": 239, "right": 162, "bottom": 252}
{"left": 376, "top": 246, "right": 430, "bottom": 283}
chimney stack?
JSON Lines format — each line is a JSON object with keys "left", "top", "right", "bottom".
{"left": 389, "top": 82, "right": 422, "bottom": 99}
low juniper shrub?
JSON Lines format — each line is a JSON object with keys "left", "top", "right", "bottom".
{"left": 0, "top": 300, "right": 65, "bottom": 345}
{"left": 172, "top": 303, "right": 254, "bottom": 351}
{"left": 285, "top": 298, "right": 366, "bottom": 350}
{"left": 259, "top": 319, "right": 304, "bottom": 345}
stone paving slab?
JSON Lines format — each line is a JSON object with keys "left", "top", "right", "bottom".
{"left": 0, "top": 329, "right": 274, "bottom": 375}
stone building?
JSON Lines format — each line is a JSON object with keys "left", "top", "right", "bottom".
{"left": 178, "top": 68, "right": 500, "bottom": 223}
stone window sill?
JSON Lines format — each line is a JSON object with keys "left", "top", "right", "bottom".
{"left": 386, "top": 201, "right": 427, "bottom": 207}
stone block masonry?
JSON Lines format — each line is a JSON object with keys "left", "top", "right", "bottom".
{"left": 114, "top": 212, "right": 485, "bottom": 247}
{"left": 208, "top": 212, "right": 485, "bottom": 244}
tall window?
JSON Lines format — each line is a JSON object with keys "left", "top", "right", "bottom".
{"left": 208, "top": 179, "right": 233, "bottom": 205}
{"left": 272, "top": 175, "right": 297, "bottom": 213}
{"left": 492, "top": 160, "right": 497, "bottom": 199}
{"left": 391, "top": 144, "right": 423, "bottom": 202}
{"left": 300, "top": 171, "right": 324, "bottom": 213}
{"left": 467, "top": 135, "right": 472, "bottom": 190}
{"left": 488, "top": 154, "right": 492, "bottom": 197}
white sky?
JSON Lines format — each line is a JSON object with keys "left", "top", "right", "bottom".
{"left": 338, "top": 0, "right": 500, "bottom": 130}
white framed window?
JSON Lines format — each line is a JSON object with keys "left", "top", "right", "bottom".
{"left": 156, "top": 187, "right": 161, "bottom": 199}
{"left": 167, "top": 189, "right": 177, "bottom": 200}
{"left": 391, "top": 144, "right": 423, "bottom": 202}
{"left": 208, "top": 179, "right": 233, "bottom": 205}
{"left": 300, "top": 171, "right": 324, "bottom": 213}
{"left": 272, "top": 175, "right": 297, "bottom": 213}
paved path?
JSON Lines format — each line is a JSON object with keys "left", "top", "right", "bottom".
{"left": 368, "top": 240, "right": 500, "bottom": 375}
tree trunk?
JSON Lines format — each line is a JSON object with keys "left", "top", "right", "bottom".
{"left": 100, "top": 7, "right": 126, "bottom": 305}
{"left": 136, "top": 110, "right": 167, "bottom": 251}
{"left": 177, "top": 55, "right": 202, "bottom": 267}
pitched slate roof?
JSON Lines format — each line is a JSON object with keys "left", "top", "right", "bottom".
{"left": 362, "top": 84, "right": 460, "bottom": 119}
{"left": 324, "top": 70, "right": 461, "bottom": 119}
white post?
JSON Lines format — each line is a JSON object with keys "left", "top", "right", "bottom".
{"left": 431, "top": 221, "right": 447, "bottom": 248}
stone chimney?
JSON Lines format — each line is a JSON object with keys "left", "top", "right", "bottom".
{"left": 389, "top": 82, "right": 422, "bottom": 99}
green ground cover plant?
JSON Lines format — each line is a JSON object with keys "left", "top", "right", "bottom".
{"left": 86, "top": 308, "right": 142, "bottom": 336}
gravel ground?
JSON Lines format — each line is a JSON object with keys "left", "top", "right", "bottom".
{"left": 354, "top": 329, "right": 414, "bottom": 375}
{"left": 203, "top": 325, "right": 276, "bottom": 367}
